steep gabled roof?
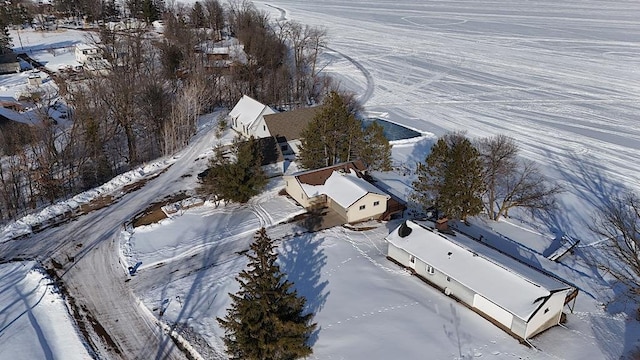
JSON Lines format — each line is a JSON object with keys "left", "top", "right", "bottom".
{"left": 386, "top": 220, "right": 572, "bottom": 321}
{"left": 229, "top": 95, "right": 275, "bottom": 128}
{"left": 263, "top": 107, "right": 320, "bottom": 142}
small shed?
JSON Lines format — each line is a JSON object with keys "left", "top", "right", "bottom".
{"left": 0, "top": 53, "right": 21, "bottom": 75}
{"left": 228, "top": 95, "right": 276, "bottom": 138}
{"left": 386, "top": 220, "right": 574, "bottom": 341}
{"left": 284, "top": 161, "right": 393, "bottom": 223}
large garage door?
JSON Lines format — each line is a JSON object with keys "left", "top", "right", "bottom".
{"left": 473, "top": 294, "right": 513, "bottom": 329}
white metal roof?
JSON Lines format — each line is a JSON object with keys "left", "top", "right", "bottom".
{"left": 301, "top": 170, "right": 389, "bottom": 208}
{"left": 75, "top": 43, "right": 98, "bottom": 51}
{"left": 386, "top": 220, "right": 571, "bottom": 321}
{"left": 228, "top": 95, "right": 275, "bottom": 129}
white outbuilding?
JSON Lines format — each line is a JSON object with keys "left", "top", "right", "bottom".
{"left": 386, "top": 220, "right": 576, "bottom": 341}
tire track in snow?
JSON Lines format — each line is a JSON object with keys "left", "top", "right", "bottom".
{"left": 264, "top": 3, "right": 288, "bottom": 21}
{"left": 325, "top": 46, "right": 375, "bottom": 105}
{"left": 264, "top": 3, "right": 374, "bottom": 105}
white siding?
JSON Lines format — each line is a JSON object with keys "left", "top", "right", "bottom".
{"left": 473, "top": 294, "right": 514, "bottom": 329}
{"left": 248, "top": 111, "right": 273, "bottom": 138}
{"left": 284, "top": 176, "right": 310, "bottom": 207}
{"left": 525, "top": 290, "right": 570, "bottom": 338}
{"left": 346, "top": 193, "right": 389, "bottom": 223}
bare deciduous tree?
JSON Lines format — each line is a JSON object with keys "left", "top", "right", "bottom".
{"left": 478, "top": 135, "right": 562, "bottom": 220}
{"left": 591, "top": 193, "right": 640, "bottom": 298}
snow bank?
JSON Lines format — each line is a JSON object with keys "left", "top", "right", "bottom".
{"left": 0, "top": 261, "right": 91, "bottom": 359}
{"left": 1, "top": 159, "right": 175, "bottom": 243}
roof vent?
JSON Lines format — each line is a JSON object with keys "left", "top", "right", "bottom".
{"left": 398, "top": 221, "right": 412, "bottom": 238}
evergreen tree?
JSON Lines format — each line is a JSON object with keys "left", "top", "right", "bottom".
{"left": 299, "top": 91, "right": 358, "bottom": 169}
{"left": 141, "top": 0, "right": 161, "bottom": 22}
{"left": 191, "top": 2, "right": 206, "bottom": 28}
{"left": 358, "top": 122, "right": 392, "bottom": 171}
{"left": 412, "top": 132, "right": 484, "bottom": 221}
{"left": 0, "top": 15, "right": 12, "bottom": 54}
{"left": 218, "top": 228, "right": 316, "bottom": 360}
{"left": 198, "top": 136, "right": 267, "bottom": 203}
{"left": 298, "top": 91, "right": 392, "bottom": 170}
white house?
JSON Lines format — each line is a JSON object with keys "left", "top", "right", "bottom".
{"left": 228, "top": 95, "right": 276, "bottom": 138}
{"left": 386, "top": 220, "right": 576, "bottom": 341}
{"left": 75, "top": 43, "right": 102, "bottom": 64}
{"left": 284, "top": 161, "right": 398, "bottom": 223}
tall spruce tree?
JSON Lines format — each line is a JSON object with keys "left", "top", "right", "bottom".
{"left": 218, "top": 228, "right": 316, "bottom": 360}
{"left": 412, "top": 132, "right": 484, "bottom": 221}
{"left": 299, "top": 91, "right": 360, "bottom": 169}
{"left": 198, "top": 136, "right": 267, "bottom": 203}
{"left": 0, "top": 16, "right": 12, "bottom": 54}
{"left": 358, "top": 121, "right": 392, "bottom": 171}
{"left": 298, "top": 91, "right": 392, "bottom": 170}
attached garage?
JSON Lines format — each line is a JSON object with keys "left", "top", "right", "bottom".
{"left": 386, "top": 220, "right": 575, "bottom": 341}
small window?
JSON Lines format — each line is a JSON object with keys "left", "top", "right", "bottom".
{"left": 544, "top": 308, "right": 549, "bottom": 314}
{"left": 426, "top": 265, "right": 435, "bottom": 275}
{"left": 446, "top": 276, "right": 451, "bottom": 282}
{"left": 409, "top": 255, "right": 415, "bottom": 264}
{"left": 281, "top": 145, "right": 288, "bottom": 151}
{"left": 359, "top": 205, "right": 366, "bottom": 210}
{"left": 263, "top": 125, "right": 266, "bottom": 131}
{"left": 373, "top": 201, "right": 380, "bottom": 206}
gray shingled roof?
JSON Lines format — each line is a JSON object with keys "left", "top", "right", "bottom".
{"left": 263, "top": 107, "right": 320, "bottom": 143}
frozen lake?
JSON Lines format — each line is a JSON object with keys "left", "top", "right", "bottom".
{"left": 259, "top": 0, "right": 640, "bottom": 239}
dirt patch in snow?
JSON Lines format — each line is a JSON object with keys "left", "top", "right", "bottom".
{"left": 132, "top": 192, "right": 188, "bottom": 227}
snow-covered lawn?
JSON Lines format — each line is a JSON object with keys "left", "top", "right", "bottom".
{"left": 122, "top": 206, "right": 632, "bottom": 359}
{"left": 2, "top": 0, "right": 640, "bottom": 358}
{"left": 10, "top": 28, "right": 91, "bottom": 72}
{"left": 0, "top": 261, "right": 90, "bottom": 359}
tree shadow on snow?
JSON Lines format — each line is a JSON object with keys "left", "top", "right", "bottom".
{"left": 544, "top": 149, "right": 640, "bottom": 359}
{"left": 278, "top": 233, "right": 329, "bottom": 347}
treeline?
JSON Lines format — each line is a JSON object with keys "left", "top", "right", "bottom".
{"left": 0, "top": 0, "right": 329, "bottom": 223}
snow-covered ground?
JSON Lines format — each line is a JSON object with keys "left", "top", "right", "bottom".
{"left": 2, "top": 0, "right": 640, "bottom": 358}
{"left": 10, "top": 28, "right": 91, "bottom": 72}
{"left": 0, "top": 261, "right": 91, "bottom": 359}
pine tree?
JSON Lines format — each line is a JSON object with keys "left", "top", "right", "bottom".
{"left": 358, "top": 122, "right": 392, "bottom": 171}
{"left": 0, "top": 16, "right": 12, "bottom": 54}
{"left": 191, "top": 2, "right": 206, "bottom": 27}
{"left": 299, "top": 91, "right": 359, "bottom": 169}
{"left": 198, "top": 136, "right": 267, "bottom": 203}
{"left": 218, "top": 228, "right": 316, "bottom": 360}
{"left": 412, "top": 132, "right": 484, "bottom": 221}
{"left": 298, "top": 91, "right": 392, "bottom": 171}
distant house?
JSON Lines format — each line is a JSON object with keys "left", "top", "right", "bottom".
{"left": 386, "top": 220, "right": 577, "bottom": 341}
{"left": 0, "top": 53, "right": 21, "bottom": 75}
{"left": 228, "top": 95, "right": 276, "bottom": 138}
{"left": 284, "top": 161, "right": 402, "bottom": 223}
{"left": 263, "top": 106, "right": 319, "bottom": 157}
{"left": 75, "top": 44, "right": 102, "bottom": 64}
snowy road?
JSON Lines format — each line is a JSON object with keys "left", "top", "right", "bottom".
{"left": 258, "top": 0, "right": 640, "bottom": 238}
{"left": 0, "top": 119, "right": 219, "bottom": 359}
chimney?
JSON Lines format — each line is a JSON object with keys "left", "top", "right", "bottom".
{"left": 435, "top": 217, "right": 449, "bottom": 232}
